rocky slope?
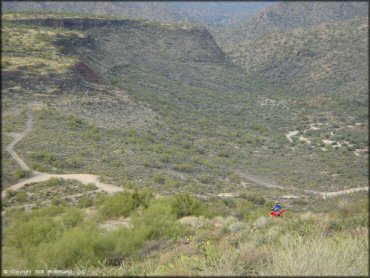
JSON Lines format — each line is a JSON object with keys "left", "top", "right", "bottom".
{"left": 213, "top": 2, "right": 368, "bottom": 48}
{"left": 227, "top": 16, "right": 368, "bottom": 99}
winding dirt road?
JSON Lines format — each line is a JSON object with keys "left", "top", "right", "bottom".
{"left": 2, "top": 113, "right": 123, "bottom": 198}
{"left": 5, "top": 113, "right": 34, "bottom": 172}
{"left": 2, "top": 111, "right": 368, "bottom": 200}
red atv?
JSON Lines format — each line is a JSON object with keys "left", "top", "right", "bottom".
{"left": 270, "top": 210, "right": 285, "bottom": 217}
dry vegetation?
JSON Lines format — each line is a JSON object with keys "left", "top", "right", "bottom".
{"left": 2, "top": 23, "right": 83, "bottom": 74}
{"left": 1, "top": 7, "right": 368, "bottom": 276}
{"left": 2, "top": 190, "right": 367, "bottom": 276}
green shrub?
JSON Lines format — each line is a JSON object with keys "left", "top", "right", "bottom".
{"left": 131, "top": 188, "right": 154, "bottom": 209}
{"left": 13, "top": 169, "right": 32, "bottom": 180}
{"left": 37, "top": 224, "right": 115, "bottom": 268}
{"left": 281, "top": 216, "right": 317, "bottom": 237}
{"left": 245, "top": 193, "right": 265, "bottom": 205}
{"left": 4, "top": 215, "right": 60, "bottom": 262}
{"left": 60, "top": 209, "right": 84, "bottom": 229}
{"left": 51, "top": 197, "right": 63, "bottom": 206}
{"left": 44, "top": 177, "right": 60, "bottom": 187}
{"left": 132, "top": 201, "right": 188, "bottom": 240}
{"left": 110, "top": 227, "right": 148, "bottom": 260}
{"left": 173, "top": 163, "right": 193, "bottom": 173}
{"left": 199, "top": 174, "right": 211, "bottom": 184}
{"left": 159, "top": 154, "right": 170, "bottom": 163}
{"left": 97, "top": 192, "right": 137, "bottom": 220}
{"left": 234, "top": 199, "right": 254, "bottom": 221}
{"left": 199, "top": 197, "right": 231, "bottom": 218}
{"left": 77, "top": 195, "right": 93, "bottom": 208}
{"left": 31, "top": 163, "right": 46, "bottom": 172}
{"left": 153, "top": 173, "right": 165, "bottom": 184}
{"left": 97, "top": 190, "right": 154, "bottom": 220}
{"left": 171, "top": 193, "right": 202, "bottom": 218}
{"left": 14, "top": 191, "right": 27, "bottom": 203}
{"left": 229, "top": 173, "right": 241, "bottom": 184}
{"left": 261, "top": 231, "right": 368, "bottom": 276}
{"left": 30, "top": 151, "right": 56, "bottom": 164}
{"left": 5, "top": 189, "right": 16, "bottom": 199}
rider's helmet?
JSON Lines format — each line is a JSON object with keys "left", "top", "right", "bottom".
{"left": 275, "top": 200, "right": 279, "bottom": 204}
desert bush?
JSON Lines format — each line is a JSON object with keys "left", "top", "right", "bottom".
{"left": 280, "top": 215, "right": 317, "bottom": 237}
{"left": 132, "top": 188, "right": 154, "bottom": 209}
{"left": 199, "top": 174, "right": 211, "bottom": 184}
{"left": 197, "top": 197, "right": 231, "bottom": 218}
{"left": 234, "top": 199, "right": 255, "bottom": 222}
{"left": 14, "top": 191, "right": 27, "bottom": 203}
{"left": 5, "top": 189, "right": 17, "bottom": 199}
{"left": 3, "top": 207, "right": 68, "bottom": 267}
{"left": 153, "top": 172, "right": 165, "bottom": 184}
{"left": 171, "top": 193, "right": 202, "bottom": 218}
{"left": 159, "top": 154, "right": 170, "bottom": 163}
{"left": 44, "top": 177, "right": 60, "bottom": 187}
{"left": 77, "top": 195, "right": 93, "bottom": 208}
{"left": 110, "top": 227, "right": 148, "bottom": 261}
{"left": 92, "top": 192, "right": 109, "bottom": 206}
{"left": 60, "top": 208, "right": 84, "bottom": 229}
{"left": 51, "top": 197, "right": 63, "bottom": 206}
{"left": 31, "top": 163, "right": 46, "bottom": 172}
{"left": 13, "top": 169, "right": 32, "bottom": 180}
{"left": 132, "top": 201, "right": 188, "bottom": 240}
{"left": 173, "top": 163, "right": 193, "bottom": 173}
{"left": 97, "top": 192, "right": 137, "bottom": 220}
{"left": 96, "top": 189, "right": 154, "bottom": 220}
{"left": 260, "top": 231, "right": 368, "bottom": 276}
{"left": 37, "top": 224, "right": 115, "bottom": 268}
{"left": 30, "top": 151, "right": 56, "bottom": 164}
{"left": 245, "top": 193, "right": 265, "bottom": 205}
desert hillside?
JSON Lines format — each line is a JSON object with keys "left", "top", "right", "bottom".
{"left": 1, "top": 2, "right": 368, "bottom": 276}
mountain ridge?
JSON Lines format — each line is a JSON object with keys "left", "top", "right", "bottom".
{"left": 2, "top": 1, "right": 276, "bottom": 26}
{"left": 213, "top": 1, "right": 368, "bottom": 48}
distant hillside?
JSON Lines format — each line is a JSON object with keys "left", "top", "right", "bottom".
{"left": 2, "top": 12, "right": 367, "bottom": 199}
{"left": 227, "top": 16, "right": 368, "bottom": 100}
{"left": 2, "top": 1, "right": 275, "bottom": 26}
{"left": 2, "top": 8, "right": 368, "bottom": 276}
{"left": 214, "top": 1, "right": 368, "bottom": 48}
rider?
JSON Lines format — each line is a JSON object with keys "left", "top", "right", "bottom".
{"left": 272, "top": 201, "right": 282, "bottom": 213}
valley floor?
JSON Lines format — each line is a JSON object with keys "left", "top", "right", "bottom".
{"left": 3, "top": 109, "right": 368, "bottom": 204}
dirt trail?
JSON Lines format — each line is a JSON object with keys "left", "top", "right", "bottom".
{"left": 2, "top": 173, "right": 123, "bottom": 198}
{"left": 5, "top": 113, "right": 34, "bottom": 171}
{"left": 2, "top": 111, "right": 368, "bottom": 200}
{"left": 236, "top": 171, "right": 368, "bottom": 199}
{"left": 2, "top": 113, "right": 123, "bottom": 198}
{"left": 320, "top": 186, "right": 368, "bottom": 199}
